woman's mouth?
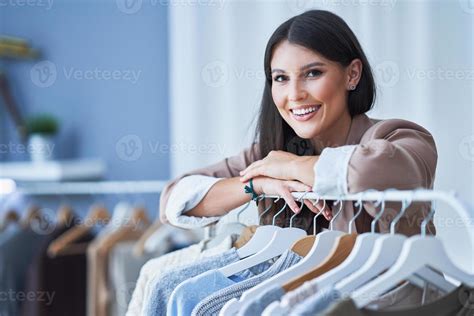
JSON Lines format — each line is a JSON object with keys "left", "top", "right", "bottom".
{"left": 290, "top": 105, "right": 321, "bottom": 122}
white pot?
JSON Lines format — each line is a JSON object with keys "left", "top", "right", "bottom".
{"left": 28, "top": 134, "right": 55, "bottom": 162}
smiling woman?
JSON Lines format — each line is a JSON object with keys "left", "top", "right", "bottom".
{"left": 159, "top": 10, "right": 437, "bottom": 236}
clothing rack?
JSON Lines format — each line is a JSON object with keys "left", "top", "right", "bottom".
{"left": 12, "top": 180, "right": 168, "bottom": 195}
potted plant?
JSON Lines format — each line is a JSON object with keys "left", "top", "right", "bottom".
{"left": 25, "top": 114, "right": 59, "bottom": 162}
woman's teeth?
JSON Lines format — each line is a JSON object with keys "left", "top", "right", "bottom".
{"left": 291, "top": 106, "right": 320, "bottom": 116}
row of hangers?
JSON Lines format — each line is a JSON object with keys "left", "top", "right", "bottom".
{"left": 214, "top": 189, "right": 474, "bottom": 314}
{"left": 0, "top": 202, "right": 151, "bottom": 257}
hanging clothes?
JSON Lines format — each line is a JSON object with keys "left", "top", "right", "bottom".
{"left": 21, "top": 217, "right": 95, "bottom": 316}
{"left": 126, "top": 233, "right": 237, "bottom": 316}
{"left": 191, "top": 249, "right": 302, "bottom": 316}
{"left": 0, "top": 226, "right": 48, "bottom": 316}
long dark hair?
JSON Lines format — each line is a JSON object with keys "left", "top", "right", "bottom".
{"left": 255, "top": 10, "right": 376, "bottom": 233}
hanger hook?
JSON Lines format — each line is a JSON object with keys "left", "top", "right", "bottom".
{"left": 272, "top": 197, "right": 288, "bottom": 226}
{"left": 390, "top": 191, "right": 414, "bottom": 234}
{"left": 421, "top": 199, "right": 436, "bottom": 237}
{"left": 330, "top": 196, "right": 344, "bottom": 231}
{"left": 370, "top": 189, "right": 393, "bottom": 233}
{"left": 258, "top": 196, "right": 279, "bottom": 225}
{"left": 312, "top": 197, "right": 323, "bottom": 236}
{"left": 348, "top": 192, "right": 364, "bottom": 234}
{"left": 289, "top": 191, "right": 311, "bottom": 228}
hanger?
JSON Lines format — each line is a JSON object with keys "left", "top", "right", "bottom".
{"left": 47, "top": 204, "right": 110, "bottom": 257}
{"left": 0, "top": 209, "right": 19, "bottom": 232}
{"left": 301, "top": 191, "right": 382, "bottom": 291}
{"left": 289, "top": 192, "right": 318, "bottom": 256}
{"left": 336, "top": 191, "right": 456, "bottom": 295}
{"left": 205, "top": 200, "right": 252, "bottom": 251}
{"left": 21, "top": 204, "right": 42, "bottom": 228}
{"left": 281, "top": 198, "right": 358, "bottom": 293}
{"left": 133, "top": 220, "right": 163, "bottom": 257}
{"left": 351, "top": 198, "right": 474, "bottom": 308}
{"left": 97, "top": 201, "right": 133, "bottom": 237}
{"left": 221, "top": 195, "right": 350, "bottom": 314}
{"left": 56, "top": 204, "right": 74, "bottom": 227}
{"left": 234, "top": 196, "right": 283, "bottom": 259}
{"left": 99, "top": 204, "right": 151, "bottom": 251}
{"left": 219, "top": 199, "right": 306, "bottom": 278}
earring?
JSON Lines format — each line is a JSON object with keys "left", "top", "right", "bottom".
{"left": 349, "top": 85, "right": 356, "bottom": 91}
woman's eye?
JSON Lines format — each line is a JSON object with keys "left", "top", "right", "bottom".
{"left": 306, "top": 69, "right": 322, "bottom": 77}
{"left": 273, "top": 75, "right": 287, "bottom": 82}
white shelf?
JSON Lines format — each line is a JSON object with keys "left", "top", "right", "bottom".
{"left": 0, "top": 159, "right": 106, "bottom": 181}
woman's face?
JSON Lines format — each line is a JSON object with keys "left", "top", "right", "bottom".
{"left": 270, "top": 40, "right": 360, "bottom": 145}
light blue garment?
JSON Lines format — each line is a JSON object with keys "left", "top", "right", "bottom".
{"left": 292, "top": 286, "right": 341, "bottom": 316}
{"left": 193, "top": 250, "right": 302, "bottom": 316}
{"left": 238, "top": 284, "right": 285, "bottom": 316}
{"left": 167, "top": 262, "right": 272, "bottom": 316}
{"left": 144, "top": 247, "right": 270, "bottom": 316}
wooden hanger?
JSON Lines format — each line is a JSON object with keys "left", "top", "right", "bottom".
{"left": 47, "top": 204, "right": 110, "bottom": 257}
{"left": 133, "top": 220, "right": 163, "bottom": 257}
{"left": 98, "top": 205, "right": 150, "bottom": 252}
{"left": 233, "top": 225, "right": 258, "bottom": 249}
{"left": 56, "top": 204, "right": 74, "bottom": 227}
{"left": 0, "top": 209, "right": 20, "bottom": 232}
{"left": 282, "top": 233, "right": 357, "bottom": 292}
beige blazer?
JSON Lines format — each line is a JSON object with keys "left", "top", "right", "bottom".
{"left": 159, "top": 114, "right": 437, "bottom": 236}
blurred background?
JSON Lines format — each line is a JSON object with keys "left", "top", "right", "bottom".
{"left": 0, "top": 0, "right": 473, "bottom": 314}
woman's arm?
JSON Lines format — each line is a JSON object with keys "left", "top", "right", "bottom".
{"left": 186, "top": 177, "right": 251, "bottom": 217}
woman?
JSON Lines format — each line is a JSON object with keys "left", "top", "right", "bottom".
{"left": 160, "top": 10, "right": 437, "bottom": 236}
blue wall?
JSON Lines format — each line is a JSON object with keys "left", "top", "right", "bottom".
{"left": 0, "top": 0, "right": 170, "bottom": 182}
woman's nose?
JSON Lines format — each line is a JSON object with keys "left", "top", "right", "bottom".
{"left": 288, "top": 80, "right": 307, "bottom": 101}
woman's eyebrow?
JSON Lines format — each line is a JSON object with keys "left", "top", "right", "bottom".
{"left": 271, "top": 61, "right": 326, "bottom": 74}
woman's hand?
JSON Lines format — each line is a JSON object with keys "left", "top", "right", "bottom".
{"left": 239, "top": 151, "right": 318, "bottom": 187}
{"left": 251, "top": 177, "right": 332, "bottom": 220}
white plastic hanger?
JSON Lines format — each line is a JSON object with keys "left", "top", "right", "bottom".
{"left": 235, "top": 196, "right": 283, "bottom": 259}
{"left": 220, "top": 196, "right": 344, "bottom": 314}
{"left": 337, "top": 193, "right": 455, "bottom": 295}
{"left": 305, "top": 192, "right": 381, "bottom": 290}
{"left": 352, "top": 200, "right": 474, "bottom": 308}
{"left": 219, "top": 199, "right": 306, "bottom": 278}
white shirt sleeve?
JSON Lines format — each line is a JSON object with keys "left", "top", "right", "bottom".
{"left": 164, "top": 175, "right": 224, "bottom": 229}
{"left": 312, "top": 145, "right": 357, "bottom": 196}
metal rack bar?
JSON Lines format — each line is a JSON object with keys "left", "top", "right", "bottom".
{"left": 14, "top": 180, "right": 168, "bottom": 195}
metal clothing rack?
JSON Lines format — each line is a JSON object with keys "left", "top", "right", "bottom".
{"left": 12, "top": 180, "right": 168, "bottom": 195}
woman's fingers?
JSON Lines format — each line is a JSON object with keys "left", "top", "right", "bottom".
{"left": 286, "top": 181, "right": 312, "bottom": 193}
{"left": 311, "top": 200, "right": 332, "bottom": 220}
{"left": 279, "top": 188, "right": 300, "bottom": 214}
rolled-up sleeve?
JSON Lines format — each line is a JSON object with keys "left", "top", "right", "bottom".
{"left": 313, "top": 119, "right": 437, "bottom": 200}
{"left": 159, "top": 144, "right": 261, "bottom": 227}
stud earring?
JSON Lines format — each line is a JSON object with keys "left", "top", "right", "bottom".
{"left": 349, "top": 85, "right": 356, "bottom": 91}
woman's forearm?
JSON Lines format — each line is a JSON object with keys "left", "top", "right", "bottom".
{"left": 291, "top": 155, "right": 318, "bottom": 187}
{"left": 186, "top": 177, "right": 251, "bottom": 218}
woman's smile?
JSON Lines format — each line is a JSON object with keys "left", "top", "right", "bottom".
{"left": 290, "top": 104, "right": 322, "bottom": 122}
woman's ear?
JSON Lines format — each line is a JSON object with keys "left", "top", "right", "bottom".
{"left": 346, "top": 58, "right": 363, "bottom": 90}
